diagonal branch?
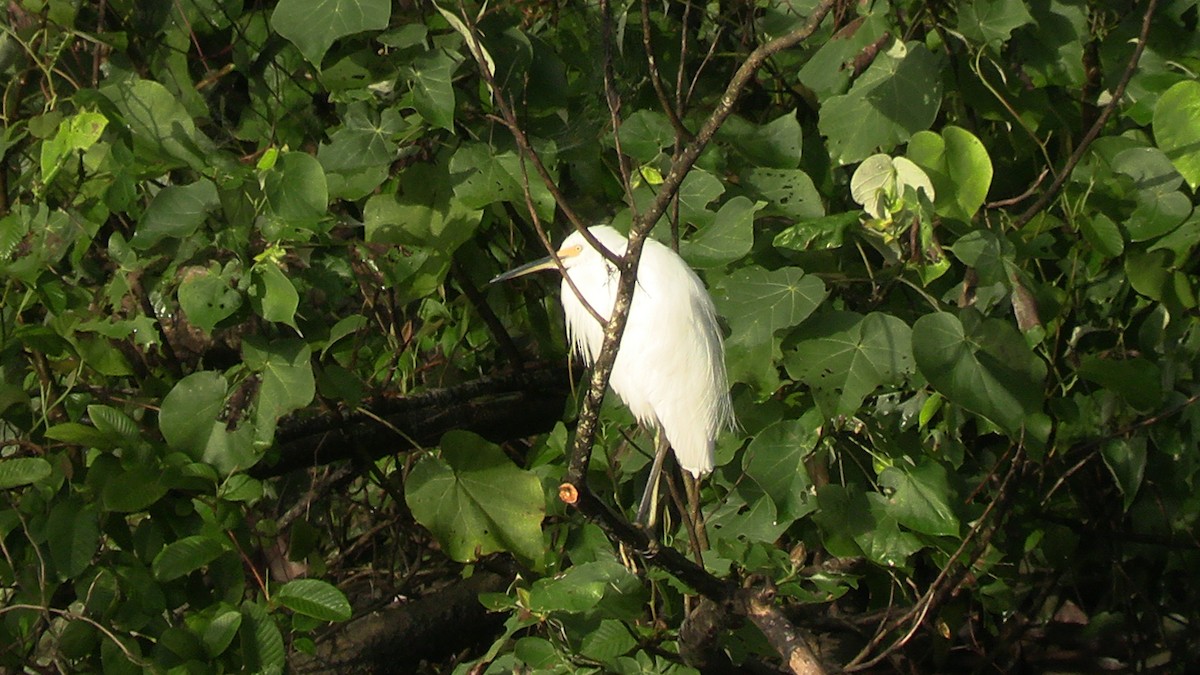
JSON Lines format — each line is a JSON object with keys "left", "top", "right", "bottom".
{"left": 1012, "top": 0, "right": 1158, "bottom": 229}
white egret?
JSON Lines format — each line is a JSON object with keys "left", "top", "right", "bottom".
{"left": 493, "top": 226, "right": 733, "bottom": 525}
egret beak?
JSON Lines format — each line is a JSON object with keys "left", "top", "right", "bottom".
{"left": 490, "top": 244, "right": 583, "bottom": 284}
{"left": 490, "top": 256, "right": 559, "bottom": 284}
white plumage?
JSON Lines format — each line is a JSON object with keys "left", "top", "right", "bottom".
{"left": 495, "top": 225, "right": 733, "bottom": 478}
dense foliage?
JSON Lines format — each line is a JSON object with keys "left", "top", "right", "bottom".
{"left": 2, "top": 0, "right": 1199, "bottom": 672}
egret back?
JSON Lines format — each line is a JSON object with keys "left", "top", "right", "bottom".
{"left": 558, "top": 226, "right": 732, "bottom": 477}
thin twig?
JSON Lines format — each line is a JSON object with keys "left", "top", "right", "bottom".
{"left": 1012, "top": 0, "right": 1158, "bottom": 229}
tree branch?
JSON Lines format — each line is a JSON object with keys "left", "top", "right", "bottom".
{"left": 1012, "top": 0, "right": 1158, "bottom": 228}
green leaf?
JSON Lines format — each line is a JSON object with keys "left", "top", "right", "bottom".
{"left": 721, "top": 111, "right": 803, "bottom": 168}
{"left": 1126, "top": 191, "right": 1190, "bottom": 242}
{"left": 617, "top": 110, "right": 673, "bottom": 162}
{"left": 1076, "top": 355, "right": 1163, "bottom": 412}
{"left": 404, "top": 431, "right": 545, "bottom": 567}
{"left": 270, "top": 0, "right": 391, "bottom": 66}
{"left": 879, "top": 461, "right": 961, "bottom": 537}
{"left": 742, "top": 413, "right": 821, "bottom": 520}
{"left": 239, "top": 601, "right": 285, "bottom": 674}
{"left": 741, "top": 168, "right": 824, "bottom": 220}
{"left": 243, "top": 338, "right": 314, "bottom": 447}
{"left": 785, "top": 312, "right": 914, "bottom": 418}
{"left": 1079, "top": 213, "right": 1124, "bottom": 258}
{"left": 580, "top": 618, "right": 637, "bottom": 664}
{"left": 911, "top": 311, "right": 1045, "bottom": 437}
{"left": 103, "top": 78, "right": 210, "bottom": 169}
{"left": 958, "top": 0, "right": 1034, "bottom": 44}
{"left": 275, "top": 579, "right": 352, "bottom": 621}
{"left": 160, "top": 371, "right": 227, "bottom": 459}
{"left": 40, "top": 110, "right": 108, "bottom": 185}
{"left": 46, "top": 500, "right": 100, "bottom": 579}
{"left": 0, "top": 457, "right": 52, "bottom": 489}
{"left": 820, "top": 42, "right": 943, "bottom": 164}
{"left": 448, "top": 142, "right": 556, "bottom": 222}
{"left": 178, "top": 269, "right": 242, "bottom": 334}
{"left": 87, "top": 404, "right": 140, "bottom": 442}
{"left": 1101, "top": 437, "right": 1147, "bottom": 512}
{"left": 1153, "top": 79, "right": 1200, "bottom": 190}
{"left": 814, "top": 485, "right": 922, "bottom": 567}
{"left": 264, "top": 152, "right": 328, "bottom": 228}
{"left": 680, "top": 196, "right": 760, "bottom": 268}
{"left": 153, "top": 535, "right": 228, "bottom": 581}
{"left": 44, "top": 422, "right": 112, "bottom": 448}
{"left": 408, "top": 49, "right": 459, "bottom": 132}
{"left": 715, "top": 266, "right": 827, "bottom": 349}
{"left": 669, "top": 169, "right": 722, "bottom": 224}
{"left": 527, "top": 560, "right": 634, "bottom": 613}
{"left": 318, "top": 103, "right": 405, "bottom": 172}
{"left": 132, "top": 179, "right": 219, "bottom": 248}
{"left": 250, "top": 264, "right": 300, "bottom": 329}
{"left": 773, "top": 212, "right": 860, "bottom": 252}
{"left": 202, "top": 609, "right": 242, "bottom": 658}
{"left": 102, "top": 465, "right": 168, "bottom": 512}
{"left": 907, "top": 126, "right": 993, "bottom": 221}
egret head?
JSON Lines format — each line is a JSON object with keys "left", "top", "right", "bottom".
{"left": 490, "top": 228, "right": 622, "bottom": 283}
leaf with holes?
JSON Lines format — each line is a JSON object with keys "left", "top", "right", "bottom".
{"left": 785, "top": 312, "right": 914, "bottom": 418}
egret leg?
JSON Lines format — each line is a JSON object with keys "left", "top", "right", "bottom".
{"left": 635, "top": 428, "right": 670, "bottom": 527}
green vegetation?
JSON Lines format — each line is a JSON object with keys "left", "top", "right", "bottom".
{"left": 1, "top": 0, "right": 1198, "bottom": 672}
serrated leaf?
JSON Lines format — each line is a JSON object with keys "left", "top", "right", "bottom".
{"left": 404, "top": 431, "right": 545, "bottom": 567}
{"left": 270, "top": 0, "right": 391, "bottom": 66}
{"left": 715, "top": 266, "right": 827, "bottom": 349}
{"left": 275, "top": 579, "right": 352, "bottom": 621}
{"left": 879, "top": 461, "right": 961, "bottom": 537}
{"left": 0, "top": 457, "right": 52, "bottom": 489}
{"left": 785, "top": 312, "right": 914, "bottom": 418}
{"left": 152, "top": 534, "right": 227, "bottom": 581}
